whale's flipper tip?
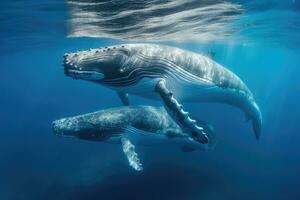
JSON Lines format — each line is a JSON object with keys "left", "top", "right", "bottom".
{"left": 121, "top": 136, "right": 143, "bottom": 171}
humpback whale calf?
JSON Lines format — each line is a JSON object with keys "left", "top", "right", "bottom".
{"left": 52, "top": 106, "right": 214, "bottom": 171}
{"left": 63, "top": 44, "right": 262, "bottom": 143}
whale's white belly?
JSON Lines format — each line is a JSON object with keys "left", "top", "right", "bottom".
{"left": 114, "top": 76, "right": 224, "bottom": 102}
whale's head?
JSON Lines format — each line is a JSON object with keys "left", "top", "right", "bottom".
{"left": 52, "top": 117, "right": 122, "bottom": 141}
{"left": 63, "top": 45, "right": 131, "bottom": 84}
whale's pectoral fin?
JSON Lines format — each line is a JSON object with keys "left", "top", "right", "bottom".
{"left": 121, "top": 136, "right": 143, "bottom": 171}
{"left": 117, "top": 92, "right": 130, "bottom": 106}
{"left": 189, "top": 116, "right": 218, "bottom": 149}
{"left": 155, "top": 80, "right": 209, "bottom": 144}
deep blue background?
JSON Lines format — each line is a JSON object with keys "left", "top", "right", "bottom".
{"left": 1, "top": 0, "right": 300, "bottom": 199}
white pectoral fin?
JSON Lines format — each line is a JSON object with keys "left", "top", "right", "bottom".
{"left": 155, "top": 80, "right": 209, "bottom": 144}
{"left": 121, "top": 136, "right": 143, "bottom": 171}
{"left": 179, "top": 137, "right": 209, "bottom": 152}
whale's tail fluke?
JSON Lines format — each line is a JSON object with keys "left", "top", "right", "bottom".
{"left": 250, "top": 101, "right": 262, "bottom": 140}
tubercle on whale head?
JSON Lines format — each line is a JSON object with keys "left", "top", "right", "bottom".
{"left": 63, "top": 45, "right": 131, "bottom": 82}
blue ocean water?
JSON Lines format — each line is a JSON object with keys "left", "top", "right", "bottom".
{"left": 1, "top": 0, "right": 300, "bottom": 199}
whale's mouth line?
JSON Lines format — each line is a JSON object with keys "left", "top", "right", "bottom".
{"left": 52, "top": 123, "right": 123, "bottom": 141}
{"left": 66, "top": 69, "right": 105, "bottom": 80}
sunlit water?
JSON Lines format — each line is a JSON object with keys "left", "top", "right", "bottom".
{"left": 1, "top": 0, "right": 300, "bottom": 199}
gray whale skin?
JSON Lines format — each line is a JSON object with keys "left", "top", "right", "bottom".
{"left": 63, "top": 44, "right": 262, "bottom": 142}
{"left": 52, "top": 106, "right": 214, "bottom": 171}
{"left": 52, "top": 106, "right": 215, "bottom": 144}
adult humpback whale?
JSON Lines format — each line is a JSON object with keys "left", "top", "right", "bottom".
{"left": 52, "top": 106, "right": 214, "bottom": 171}
{"left": 63, "top": 44, "right": 262, "bottom": 143}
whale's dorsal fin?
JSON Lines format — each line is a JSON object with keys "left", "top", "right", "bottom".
{"left": 121, "top": 136, "right": 143, "bottom": 171}
{"left": 117, "top": 92, "right": 130, "bottom": 106}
